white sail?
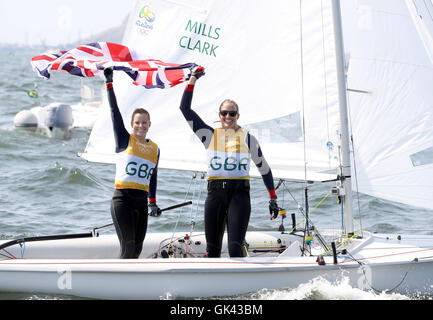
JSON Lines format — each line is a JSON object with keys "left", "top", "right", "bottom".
{"left": 81, "top": 0, "right": 433, "bottom": 209}
{"left": 347, "top": 0, "right": 433, "bottom": 209}
{"left": 81, "top": 0, "right": 348, "bottom": 182}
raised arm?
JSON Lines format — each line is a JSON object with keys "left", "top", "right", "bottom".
{"left": 104, "top": 68, "right": 130, "bottom": 153}
{"left": 179, "top": 73, "right": 214, "bottom": 148}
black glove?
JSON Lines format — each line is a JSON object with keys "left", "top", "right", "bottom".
{"left": 192, "top": 67, "right": 205, "bottom": 79}
{"left": 149, "top": 202, "right": 161, "bottom": 217}
{"left": 104, "top": 67, "right": 113, "bottom": 83}
{"left": 269, "top": 199, "right": 279, "bottom": 220}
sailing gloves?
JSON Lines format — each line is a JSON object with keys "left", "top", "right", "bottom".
{"left": 149, "top": 202, "right": 161, "bottom": 217}
{"left": 192, "top": 67, "right": 205, "bottom": 79}
{"left": 269, "top": 199, "right": 280, "bottom": 220}
{"left": 104, "top": 67, "right": 113, "bottom": 83}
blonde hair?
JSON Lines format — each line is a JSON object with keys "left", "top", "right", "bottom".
{"left": 219, "top": 99, "right": 239, "bottom": 112}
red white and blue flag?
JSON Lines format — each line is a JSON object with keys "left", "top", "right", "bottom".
{"left": 31, "top": 42, "right": 202, "bottom": 89}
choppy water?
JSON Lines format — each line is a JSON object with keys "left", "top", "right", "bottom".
{"left": 1, "top": 47, "right": 433, "bottom": 300}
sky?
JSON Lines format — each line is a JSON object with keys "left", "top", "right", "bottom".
{"left": 0, "top": 0, "right": 134, "bottom": 46}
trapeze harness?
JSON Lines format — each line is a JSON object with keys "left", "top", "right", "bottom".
{"left": 180, "top": 84, "right": 277, "bottom": 257}
{"left": 106, "top": 82, "right": 159, "bottom": 259}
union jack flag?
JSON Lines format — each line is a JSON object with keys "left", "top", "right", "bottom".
{"left": 31, "top": 42, "right": 202, "bottom": 89}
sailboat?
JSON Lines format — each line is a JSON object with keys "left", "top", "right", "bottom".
{"left": 2, "top": 0, "right": 433, "bottom": 299}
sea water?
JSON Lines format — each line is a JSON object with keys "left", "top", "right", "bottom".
{"left": 1, "top": 47, "right": 432, "bottom": 300}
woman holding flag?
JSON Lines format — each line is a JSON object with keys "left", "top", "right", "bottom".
{"left": 179, "top": 69, "right": 280, "bottom": 258}
{"left": 104, "top": 68, "right": 161, "bottom": 259}
{"left": 30, "top": 41, "right": 206, "bottom": 259}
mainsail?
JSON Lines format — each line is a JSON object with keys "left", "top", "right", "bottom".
{"left": 81, "top": 0, "right": 433, "bottom": 210}
{"left": 81, "top": 0, "right": 349, "bottom": 182}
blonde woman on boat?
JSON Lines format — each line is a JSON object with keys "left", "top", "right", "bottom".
{"left": 179, "top": 69, "right": 280, "bottom": 258}
{"left": 104, "top": 68, "right": 161, "bottom": 259}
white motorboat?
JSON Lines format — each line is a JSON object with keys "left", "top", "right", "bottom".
{"left": 14, "top": 103, "right": 74, "bottom": 138}
{"left": 3, "top": 0, "right": 433, "bottom": 300}
{"left": 14, "top": 83, "right": 101, "bottom": 138}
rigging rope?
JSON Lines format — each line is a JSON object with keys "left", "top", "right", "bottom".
{"left": 275, "top": 176, "right": 367, "bottom": 258}
{"left": 345, "top": 250, "right": 415, "bottom": 294}
{"left": 0, "top": 248, "right": 16, "bottom": 259}
{"left": 189, "top": 172, "right": 206, "bottom": 237}
{"left": 320, "top": 0, "right": 334, "bottom": 171}
{"left": 170, "top": 172, "right": 198, "bottom": 243}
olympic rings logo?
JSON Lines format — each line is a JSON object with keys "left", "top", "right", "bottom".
{"left": 139, "top": 5, "right": 155, "bottom": 23}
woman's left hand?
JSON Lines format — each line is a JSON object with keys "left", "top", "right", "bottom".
{"left": 149, "top": 203, "right": 161, "bottom": 217}
{"left": 269, "top": 199, "right": 279, "bottom": 220}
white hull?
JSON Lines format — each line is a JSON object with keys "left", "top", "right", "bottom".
{"left": 1, "top": 230, "right": 433, "bottom": 299}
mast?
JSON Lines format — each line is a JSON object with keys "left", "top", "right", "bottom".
{"left": 331, "top": 0, "right": 354, "bottom": 235}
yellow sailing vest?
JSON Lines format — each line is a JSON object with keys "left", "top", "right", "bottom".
{"left": 114, "top": 135, "right": 159, "bottom": 191}
{"left": 206, "top": 128, "right": 251, "bottom": 180}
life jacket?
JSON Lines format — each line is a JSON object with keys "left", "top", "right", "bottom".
{"left": 206, "top": 128, "right": 251, "bottom": 180}
{"left": 114, "top": 135, "right": 158, "bottom": 191}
